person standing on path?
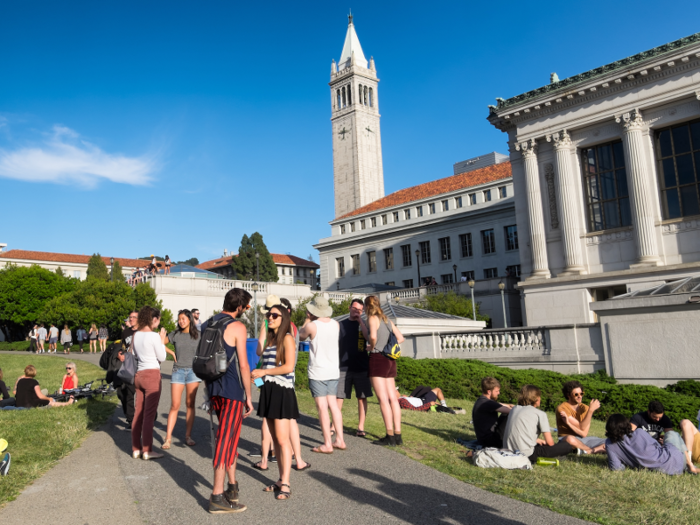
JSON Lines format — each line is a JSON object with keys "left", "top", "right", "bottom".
{"left": 365, "top": 295, "right": 405, "bottom": 446}
{"left": 28, "top": 325, "right": 39, "bottom": 354}
{"left": 114, "top": 312, "right": 138, "bottom": 429}
{"left": 299, "top": 297, "right": 345, "bottom": 454}
{"left": 162, "top": 309, "right": 201, "bottom": 449}
{"left": 202, "top": 288, "right": 253, "bottom": 514}
{"left": 252, "top": 305, "right": 299, "bottom": 500}
{"left": 89, "top": 324, "right": 98, "bottom": 353}
{"left": 98, "top": 325, "right": 109, "bottom": 353}
{"left": 334, "top": 298, "right": 372, "bottom": 438}
{"left": 37, "top": 324, "right": 47, "bottom": 353}
{"left": 131, "top": 306, "right": 167, "bottom": 461}
{"left": 75, "top": 326, "right": 87, "bottom": 353}
{"left": 48, "top": 324, "right": 59, "bottom": 354}
{"left": 60, "top": 325, "right": 72, "bottom": 354}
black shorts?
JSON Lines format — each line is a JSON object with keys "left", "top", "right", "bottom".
{"left": 337, "top": 370, "right": 373, "bottom": 399}
{"left": 478, "top": 431, "right": 503, "bottom": 448}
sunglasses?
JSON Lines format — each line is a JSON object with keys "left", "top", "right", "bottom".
{"left": 66, "top": 367, "right": 73, "bottom": 371}
{"left": 573, "top": 392, "right": 584, "bottom": 397}
{"left": 265, "top": 313, "right": 282, "bottom": 320}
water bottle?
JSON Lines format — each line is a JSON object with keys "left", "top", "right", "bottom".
{"left": 215, "top": 350, "right": 227, "bottom": 373}
{"left": 536, "top": 457, "right": 559, "bottom": 467}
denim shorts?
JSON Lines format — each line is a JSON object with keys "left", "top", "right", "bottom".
{"left": 170, "top": 367, "right": 202, "bottom": 385}
{"left": 309, "top": 378, "right": 339, "bottom": 398}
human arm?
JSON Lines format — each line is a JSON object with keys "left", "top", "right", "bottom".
{"left": 256, "top": 320, "right": 267, "bottom": 356}
{"left": 366, "top": 316, "right": 379, "bottom": 352}
{"left": 230, "top": 322, "right": 253, "bottom": 417}
{"left": 496, "top": 405, "right": 512, "bottom": 414}
{"left": 0, "top": 380, "right": 10, "bottom": 399}
{"left": 34, "top": 384, "right": 52, "bottom": 403}
{"left": 390, "top": 321, "right": 405, "bottom": 344}
{"left": 252, "top": 334, "right": 296, "bottom": 379}
{"left": 606, "top": 443, "right": 624, "bottom": 471}
{"left": 152, "top": 330, "right": 167, "bottom": 363}
{"left": 537, "top": 410, "right": 554, "bottom": 446}
{"left": 298, "top": 314, "right": 317, "bottom": 342}
{"left": 72, "top": 375, "right": 79, "bottom": 389}
{"left": 358, "top": 317, "right": 369, "bottom": 345}
{"left": 541, "top": 432, "right": 555, "bottom": 446}
{"left": 164, "top": 334, "right": 177, "bottom": 362}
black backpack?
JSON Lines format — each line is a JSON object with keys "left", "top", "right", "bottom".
{"left": 192, "top": 315, "right": 242, "bottom": 385}
{"left": 100, "top": 341, "right": 122, "bottom": 370}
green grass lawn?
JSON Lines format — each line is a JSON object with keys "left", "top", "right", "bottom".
{"left": 295, "top": 389, "right": 700, "bottom": 525}
{"left": 0, "top": 354, "right": 117, "bottom": 507}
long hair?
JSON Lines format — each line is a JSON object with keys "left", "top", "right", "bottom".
{"left": 265, "top": 306, "right": 291, "bottom": 366}
{"left": 137, "top": 306, "right": 160, "bottom": 330}
{"left": 517, "top": 384, "right": 541, "bottom": 406}
{"left": 91, "top": 323, "right": 97, "bottom": 331}
{"left": 606, "top": 413, "right": 634, "bottom": 443}
{"left": 364, "top": 295, "right": 387, "bottom": 323}
{"left": 177, "top": 309, "right": 199, "bottom": 340}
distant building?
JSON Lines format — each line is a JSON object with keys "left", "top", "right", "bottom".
{"left": 197, "top": 251, "right": 320, "bottom": 287}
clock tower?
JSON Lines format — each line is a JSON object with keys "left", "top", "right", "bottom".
{"left": 330, "top": 15, "right": 384, "bottom": 218}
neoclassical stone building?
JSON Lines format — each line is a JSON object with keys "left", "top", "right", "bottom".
{"left": 488, "top": 32, "right": 700, "bottom": 325}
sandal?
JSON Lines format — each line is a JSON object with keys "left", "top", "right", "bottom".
{"left": 161, "top": 439, "right": 171, "bottom": 450}
{"left": 275, "top": 484, "right": 291, "bottom": 500}
{"left": 253, "top": 461, "right": 269, "bottom": 471}
{"left": 293, "top": 463, "right": 311, "bottom": 472}
{"left": 356, "top": 430, "right": 367, "bottom": 438}
{"left": 263, "top": 479, "right": 281, "bottom": 492}
{"left": 185, "top": 437, "right": 196, "bottom": 446}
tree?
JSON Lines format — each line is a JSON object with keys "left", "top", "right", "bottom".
{"left": 55, "top": 267, "right": 65, "bottom": 277}
{"left": 110, "top": 260, "right": 125, "bottom": 282}
{"left": 176, "top": 257, "right": 200, "bottom": 266}
{"left": 231, "top": 232, "right": 278, "bottom": 282}
{"left": 86, "top": 253, "right": 109, "bottom": 281}
{"left": 0, "top": 265, "right": 77, "bottom": 340}
{"left": 414, "top": 291, "right": 489, "bottom": 322}
{"left": 132, "top": 283, "right": 176, "bottom": 333}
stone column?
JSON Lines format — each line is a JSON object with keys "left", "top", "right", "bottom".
{"left": 516, "top": 139, "right": 551, "bottom": 279}
{"left": 615, "top": 109, "right": 661, "bottom": 267}
{"left": 547, "top": 130, "right": 585, "bottom": 275}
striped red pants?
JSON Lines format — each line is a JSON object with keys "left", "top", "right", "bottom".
{"left": 211, "top": 396, "right": 244, "bottom": 469}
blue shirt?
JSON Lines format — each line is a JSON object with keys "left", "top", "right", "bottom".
{"left": 203, "top": 314, "right": 246, "bottom": 403}
{"left": 606, "top": 428, "right": 685, "bottom": 475}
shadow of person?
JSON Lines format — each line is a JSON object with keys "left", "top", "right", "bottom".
{"left": 308, "top": 468, "right": 533, "bottom": 525}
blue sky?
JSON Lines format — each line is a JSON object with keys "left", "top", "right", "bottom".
{"left": 1, "top": 1, "right": 699, "bottom": 264}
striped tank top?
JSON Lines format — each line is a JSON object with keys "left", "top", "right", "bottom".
{"left": 261, "top": 340, "right": 295, "bottom": 390}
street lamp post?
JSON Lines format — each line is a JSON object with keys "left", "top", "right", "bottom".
{"left": 255, "top": 252, "right": 260, "bottom": 282}
{"left": 468, "top": 278, "right": 476, "bottom": 321}
{"left": 452, "top": 264, "right": 457, "bottom": 285}
{"left": 110, "top": 257, "right": 114, "bottom": 282}
{"left": 252, "top": 282, "right": 259, "bottom": 336}
{"left": 415, "top": 249, "right": 421, "bottom": 287}
{"left": 499, "top": 281, "right": 507, "bottom": 328}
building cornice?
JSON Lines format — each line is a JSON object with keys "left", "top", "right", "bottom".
{"left": 329, "top": 65, "right": 378, "bottom": 86}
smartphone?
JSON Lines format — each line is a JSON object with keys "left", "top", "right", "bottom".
{"left": 254, "top": 377, "right": 264, "bottom": 388}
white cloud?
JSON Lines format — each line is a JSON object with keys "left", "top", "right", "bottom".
{"left": 0, "top": 125, "right": 158, "bottom": 187}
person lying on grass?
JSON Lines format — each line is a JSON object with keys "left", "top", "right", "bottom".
{"left": 555, "top": 380, "right": 606, "bottom": 455}
{"left": 11, "top": 365, "right": 75, "bottom": 409}
{"left": 398, "top": 386, "right": 446, "bottom": 411}
{"left": 605, "top": 413, "right": 698, "bottom": 475}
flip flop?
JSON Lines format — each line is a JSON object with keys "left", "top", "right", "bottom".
{"left": 293, "top": 463, "right": 311, "bottom": 472}
{"left": 0, "top": 439, "right": 7, "bottom": 453}
{"left": 185, "top": 437, "right": 196, "bottom": 446}
{"left": 311, "top": 447, "right": 333, "bottom": 454}
{"left": 355, "top": 430, "right": 367, "bottom": 438}
{"left": 332, "top": 444, "right": 347, "bottom": 451}
{"left": 253, "top": 461, "right": 269, "bottom": 471}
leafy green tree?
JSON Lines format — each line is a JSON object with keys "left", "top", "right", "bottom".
{"left": 55, "top": 266, "right": 65, "bottom": 277}
{"left": 231, "top": 232, "right": 278, "bottom": 282}
{"left": 0, "top": 265, "right": 77, "bottom": 340}
{"left": 414, "top": 291, "right": 489, "bottom": 322}
{"left": 132, "top": 283, "right": 176, "bottom": 333}
{"left": 176, "top": 257, "right": 200, "bottom": 266}
{"left": 110, "top": 260, "right": 125, "bottom": 282}
{"left": 86, "top": 254, "right": 109, "bottom": 282}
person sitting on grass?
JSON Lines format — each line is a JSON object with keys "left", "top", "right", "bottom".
{"left": 11, "top": 365, "right": 75, "bottom": 409}
{"left": 60, "top": 362, "right": 79, "bottom": 394}
{"left": 502, "top": 384, "right": 574, "bottom": 463}
{"left": 398, "top": 386, "right": 446, "bottom": 411}
{"left": 605, "top": 413, "right": 694, "bottom": 475}
{"left": 630, "top": 400, "right": 674, "bottom": 444}
{"left": 555, "top": 380, "right": 606, "bottom": 454}
{"left": 0, "top": 368, "right": 16, "bottom": 408}
{"left": 472, "top": 377, "right": 513, "bottom": 448}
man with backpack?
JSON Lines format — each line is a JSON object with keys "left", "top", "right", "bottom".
{"left": 198, "top": 288, "right": 253, "bottom": 514}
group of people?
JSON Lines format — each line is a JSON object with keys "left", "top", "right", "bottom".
{"left": 0, "top": 363, "right": 79, "bottom": 409}
{"left": 129, "top": 255, "right": 173, "bottom": 286}
{"left": 472, "top": 377, "right": 700, "bottom": 475}
{"left": 28, "top": 323, "right": 108, "bottom": 354}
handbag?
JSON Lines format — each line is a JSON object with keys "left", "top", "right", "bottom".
{"left": 381, "top": 320, "right": 401, "bottom": 360}
{"left": 117, "top": 352, "right": 137, "bottom": 384}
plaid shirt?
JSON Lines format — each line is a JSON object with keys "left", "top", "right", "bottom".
{"left": 399, "top": 398, "right": 431, "bottom": 411}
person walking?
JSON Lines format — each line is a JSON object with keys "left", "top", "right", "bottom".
{"left": 162, "top": 309, "right": 201, "bottom": 449}
{"left": 37, "top": 324, "right": 47, "bottom": 353}
{"left": 252, "top": 305, "right": 299, "bottom": 500}
{"left": 60, "top": 362, "right": 79, "bottom": 393}
{"left": 365, "top": 295, "right": 405, "bottom": 446}
{"left": 131, "top": 306, "right": 167, "bottom": 461}
{"left": 298, "top": 297, "right": 345, "bottom": 454}
{"left": 75, "top": 326, "right": 87, "bottom": 353}
{"left": 98, "top": 325, "right": 109, "bottom": 353}
{"left": 60, "top": 325, "right": 72, "bottom": 354}
{"left": 89, "top": 324, "right": 98, "bottom": 353}
{"left": 28, "top": 325, "right": 39, "bottom": 353}
{"left": 202, "top": 288, "right": 253, "bottom": 514}
{"left": 48, "top": 324, "right": 59, "bottom": 353}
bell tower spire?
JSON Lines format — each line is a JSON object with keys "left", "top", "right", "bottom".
{"left": 329, "top": 15, "right": 384, "bottom": 218}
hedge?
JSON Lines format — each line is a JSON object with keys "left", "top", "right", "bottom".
{"left": 293, "top": 355, "right": 700, "bottom": 427}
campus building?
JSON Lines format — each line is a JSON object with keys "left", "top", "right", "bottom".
{"left": 197, "top": 251, "right": 320, "bottom": 287}
{"left": 487, "top": 31, "right": 700, "bottom": 327}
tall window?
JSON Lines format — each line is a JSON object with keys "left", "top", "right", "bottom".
{"left": 381, "top": 214, "right": 387, "bottom": 225}
{"left": 367, "top": 251, "right": 376, "bottom": 273}
{"left": 459, "top": 233, "right": 473, "bottom": 257}
{"left": 456, "top": 196, "right": 463, "bottom": 208}
{"left": 342, "top": 86, "right": 346, "bottom": 108}
{"left": 484, "top": 268, "right": 498, "bottom": 279}
{"left": 481, "top": 229, "right": 496, "bottom": 254}
{"left": 336, "top": 89, "right": 341, "bottom": 110}
{"left": 506, "top": 265, "right": 521, "bottom": 277}
{"left": 351, "top": 254, "right": 360, "bottom": 275}
{"left": 441, "top": 274, "right": 454, "bottom": 284}
{"left": 420, "top": 241, "right": 431, "bottom": 264}
{"left": 438, "top": 237, "right": 451, "bottom": 261}
{"left": 336, "top": 257, "right": 345, "bottom": 278}
{"left": 656, "top": 119, "right": 700, "bottom": 219}
{"left": 461, "top": 270, "right": 474, "bottom": 281}
{"left": 505, "top": 225, "right": 519, "bottom": 251}
{"left": 469, "top": 193, "right": 476, "bottom": 205}
{"left": 350, "top": 222, "right": 356, "bottom": 232}
{"left": 347, "top": 84, "right": 351, "bottom": 105}
{"left": 358, "top": 84, "right": 363, "bottom": 104}
{"left": 581, "top": 141, "right": 631, "bottom": 231}
{"left": 404, "top": 209, "right": 411, "bottom": 220}
{"left": 393, "top": 211, "right": 399, "bottom": 222}
{"left": 340, "top": 224, "right": 346, "bottom": 234}
{"left": 483, "top": 189, "right": 492, "bottom": 202}
{"left": 401, "top": 244, "right": 412, "bottom": 266}
{"left": 369, "top": 87, "right": 373, "bottom": 107}
{"left": 384, "top": 248, "right": 394, "bottom": 270}
{"left": 360, "top": 219, "right": 366, "bottom": 230}
{"left": 403, "top": 279, "right": 414, "bottom": 288}
{"left": 429, "top": 203, "right": 436, "bottom": 214}
{"left": 499, "top": 186, "right": 507, "bottom": 198}
{"left": 364, "top": 85, "right": 368, "bottom": 105}
{"left": 442, "top": 200, "right": 449, "bottom": 211}
{"left": 371, "top": 217, "right": 377, "bottom": 227}
{"left": 416, "top": 205, "right": 423, "bottom": 217}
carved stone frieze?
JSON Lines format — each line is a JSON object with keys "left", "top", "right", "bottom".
{"left": 662, "top": 219, "right": 700, "bottom": 235}
{"left": 544, "top": 163, "right": 559, "bottom": 230}
{"left": 515, "top": 138, "right": 538, "bottom": 158}
{"left": 546, "top": 129, "right": 573, "bottom": 151}
{"left": 585, "top": 229, "right": 633, "bottom": 245}
{"left": 615, "top": 108, "right": 645, "bottom": 131}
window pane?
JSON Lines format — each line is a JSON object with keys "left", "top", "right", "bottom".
{"left": 612, "top": 142, "right": 626, "bottom": 168}
{"left": 587, "top": 176, "right": 600, "bottom": 201}
{"left": 691, "top": 121, "right": 700, "bottom": 151}
{"left": 673, "top": 125, "right": 691, "bottom": 155}
{"left": 603, "top": 201, "right": 620, "bottom": 229}
{"left": 590, "top": 203, "right": 603, "bottom": 231}
{"left": 659, "top": 129, "right": 673, "bottom": 158}
{"left": 619, "top": 198, "right": 632, "bottom": 226}
{"left": 664, "top": 189, "right": 682, "bottom": 219}
{"left": 662, "top": 158, "right": 676, "bottom": 189}
{"left": 616, "top": 169, "right": 628, "bottom": 197}
{"left": 599, "top": 144, "right": 613, "bottom": 171}
{"left": 680, "top": 186, "right": 700, "bottom": 217}
{"left": 677, "top": 154, "right": 695, "bottom": 185}
{"left": 600, "top": 171, "right": 616, "bottom": 200}
{"left": 586, "top": 149, "right": 597, "bottom": 174}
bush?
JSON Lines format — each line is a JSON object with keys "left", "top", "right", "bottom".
{"left": 414, "top": 292, "right": 489, "bottom": 322}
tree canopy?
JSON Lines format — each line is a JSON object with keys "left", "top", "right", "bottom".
{"left": 110, "top": 260, "right": 125, "bottom": 282}
{"left": 176, "top": 257, "right": 199, "bottom": 266}
{"left": 231, "top": 232, "right": 278, "bottom": 282}
{"left": 86, "top": 254, "right": 109, "bottom": 281}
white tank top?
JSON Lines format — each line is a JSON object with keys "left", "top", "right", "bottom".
{"left": 307, "top": 319, "right": 340, "bottom": 381}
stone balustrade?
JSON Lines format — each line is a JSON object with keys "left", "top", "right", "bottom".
{"left": 441, "top": 328, "right": 547, "bottom": 355}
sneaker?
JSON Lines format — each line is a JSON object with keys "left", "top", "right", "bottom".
{"left": 208, "top": 493, "right": 247, "bottom": 514}
{"left": 225, "top": 482, "right": 239, "bottom": 502}
{"left": 248, "top": 450, "right": 262, "bottom": 457}
{"left": 394, "top": 434, "right": 404, "bottom": 446}
{"left": 373, "top": 435, "right": 397, "bottom": 446}
{"left": 0, "top": 453, "right": 10, "bottom": 476}
{"left": 269, "top": 455, "right": 277, "bottom": 463}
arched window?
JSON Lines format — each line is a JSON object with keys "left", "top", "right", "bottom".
{"left": 342, "top": 86, "right": 346, "bottom": 107}
{"left": 347, "top": 84, "right": 351, "bottom": 105}
{"left": 369, "top": 87, "right": 374, "bottom": 108}
{"left": 336, "top": 89, "right": 341, "bottom": 110}
{"left": 358, "top": 84, "right": 363, "bottom": 105}
{"left": 364, "top": 86, "right": 368, "bottom": 106}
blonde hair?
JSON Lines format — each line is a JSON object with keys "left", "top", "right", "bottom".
{"left": 91, "top": 323, "right": 97, "bottom": 331}
{"left": 66, "top": 362, "right": 76, "bottom": 371}
{"left": 24, "top": 365, "right": 37, "bottom": 378}
{"left": 517, "top": 384, "right": 541, "bottom": 407}
{"left": 364, "top": 295, "right": 387, "bottom": 323}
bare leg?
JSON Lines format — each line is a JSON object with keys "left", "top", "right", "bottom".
{"left": 313, "top": 396, "right": 334, "bottom": 452}
{"left": 386, "top": 378, "right": 402, "bottom": 435}
{"left": 358, "top": 398, "right": 368, "bottom": 432}
{"left": 289, "top": 419, "right": 308, "bottom": 469}
{"left": 257, "top": 419, "right": 273, "bottom": 468}
{"left": 331, "top": 398, "right": 344, "bottom": 434}
{"left": 680, "top": 419, "right": 700, "bottom": 474}
{"left": 371, "top": 377, "right": 394, "bottom": 435}
{"left": 269, "top": 418, "right": 292, "bottom": 497}
{"left": 164, "top": 383, "right": 184, "bottom": 444}
{"left": 184, "top": 382, "right": 199, "bottom": 443}
{"left": 564, "top": 434, "right": 592, "bottom": 454}
{"left": 327, "top": 395, "right": 346, "bottom": 449}
{"left": 213, "top": 456, "right": 238, "bottom": 495}
{"left": 432, "top": 387, "right": 445, "bottom": 403}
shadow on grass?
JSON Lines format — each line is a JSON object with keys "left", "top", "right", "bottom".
{"left": 402, "top": 420, "right": 475, "bottom": 444}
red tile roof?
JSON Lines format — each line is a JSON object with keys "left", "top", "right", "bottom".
{"left": 0, "top": 250, "right": 151, "bottom": 268}
{"left": 197, "top": 253, "right": 319, "bottom": 271}
{"left": 335, "top": 161, "right": 512, "bottom": 220}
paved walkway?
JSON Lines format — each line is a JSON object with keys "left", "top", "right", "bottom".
{"left": 0, "top": 352, "right": 591, "bottom": 524}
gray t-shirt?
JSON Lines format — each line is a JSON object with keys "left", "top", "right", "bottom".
{"left": 49, "top": 326, "right": 59, "bottom": 339}
{"left": 503, "top": 405, "right": 551, "bottom": 457}
{"left": 38, "top": 327, "right": 47, "bottom": 340}
{"left": 167, "top": 329, "right": 200, "bottom": 370}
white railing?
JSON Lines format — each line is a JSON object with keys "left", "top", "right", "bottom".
{"left": 206, "top": 279, "right": 267, "bottom": 293}
{"left": 325, "top": 292, "right": 353, "bottom": 301}
{"left": 390, "top": 288, "right": 421, "bottom": 299}
{"left": 440, "top": 328, "right": 547, "bottom": 355}
{"left": 427, "top": 284, "right": 457, "bottom": 295}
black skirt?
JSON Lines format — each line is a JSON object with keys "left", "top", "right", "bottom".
{"left": 257, "top": 381, "right": 299, "bottom": 420}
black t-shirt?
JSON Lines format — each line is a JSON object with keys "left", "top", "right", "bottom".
{"left": 472, "top": 396, "right": 505, "bottom": 443}
{"left": 338, "top": 318, "right": 368, "bottom": 373}
{"left": 15, "top": 378, "right": 49, "bottom": 408}
{"left": 630, "top": 411, "right": 674, "bottom": 440}
{"left": 121, "top": 327, "right": 136, "bottom": 349}
{"left": 0, "top": 380, "right": 9, "bottom": 400}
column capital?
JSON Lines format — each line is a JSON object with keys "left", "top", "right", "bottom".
{"left": 515, "top": 138, "right": 538, "bottom": 158}
{"left": 546, "top": 129, "right": 573, "bottom": 151}
{"left": 615, "top": 108, "right": 645, "bottom": 132}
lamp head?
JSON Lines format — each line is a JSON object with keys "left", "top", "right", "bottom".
{"left": 468, "top": 279, "right": 475, "bottom": 288}
{"left": 252, "top": 282, "right": 259, "bottom": 292}
{"left": 452, "top": 264, "right": 457, "bottom": 271}
{"left": 498, "top": 281, "right": 505, "bottom": 290}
